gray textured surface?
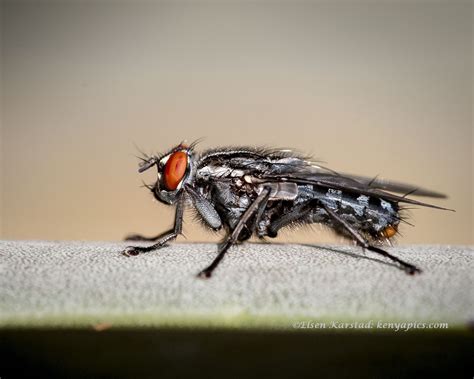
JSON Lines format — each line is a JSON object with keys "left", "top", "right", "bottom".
{"left": 0, "top": 241, "right": 473, "bottom": 328}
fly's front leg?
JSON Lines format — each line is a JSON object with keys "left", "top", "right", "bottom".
{"left": 184, "top": 184, "right": 222, "bottom": 230}
{"left": 319, "top": 202, "right": 421, "bottom": 275}
{"left": 197, "top": 187, "right": 272, "bottom": 279}
{"left": 123, "top": 196, "right": 184, "bottom": 256}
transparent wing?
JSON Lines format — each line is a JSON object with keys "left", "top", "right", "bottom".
{"left": 339, "top": 173, "right": 446, "bottom": 198}
{"left": 258, "top": 163, "right": 452, "bottom": 211}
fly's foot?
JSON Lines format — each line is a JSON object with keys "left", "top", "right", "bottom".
{"left": 122, "top": 246, "right": 142, "bottom": 257}
{"left": 122, "top": 242, "right": 168, "bottom": 257}
{"left": 404, "top": 264, "right": 422, "bottom": 275}
{"left": 197, "top": 268, "right": 213, "bottom": 279}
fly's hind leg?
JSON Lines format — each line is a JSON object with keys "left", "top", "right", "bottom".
{"left": 319, "top": 202, "right": 421, "bottom": 275}
{"left": 123, "top": 196, "right": 184, "bottom": 256}
{"left": 197, "top": 187, "right": 271, "bottom": 279}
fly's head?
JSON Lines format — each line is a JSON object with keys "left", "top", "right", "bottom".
{"left": 138, "top": 143, "right": 196, "bottom": 205}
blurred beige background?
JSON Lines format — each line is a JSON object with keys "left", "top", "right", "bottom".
{"left": 1, "top": 1, "right": 472, "bottom": 245}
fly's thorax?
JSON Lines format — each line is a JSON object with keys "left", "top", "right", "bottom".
{"left": 195, "top": 164, "right": 246, "bottom": 181}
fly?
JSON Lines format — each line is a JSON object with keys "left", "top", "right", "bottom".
{"left": 123, "top": 141, "right": 453, "bottom": 278}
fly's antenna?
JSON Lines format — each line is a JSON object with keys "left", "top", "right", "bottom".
{"left": 132, "top": 143, "right": 159, "bottom": 173}
{"left": 138, "top": 156, "right": 158, "bottom": 173}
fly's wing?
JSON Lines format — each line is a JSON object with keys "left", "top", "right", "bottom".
{"left": 339, "top": 173, "right": 447, "bottom": 198}
{"left": 255, "top": 157, "right": 452, "bottom": 211}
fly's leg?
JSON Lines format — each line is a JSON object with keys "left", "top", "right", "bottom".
{"left": 197, "top": 187, "right": 272, "bottom": 279}
{"left": 124, "top": 189, "right": 205, "bottom": 241}
{"left": 319, "top": 202, "right": 421, "bottom": 275}
{"left": 185, "top": 184, "right": 222, "bottom": 230}
{"left": 123, "top": 196, "right": 184, "bottom": 256}
{"left": 267, "top": 199, "right": 318, "bottom": 237}
{"left": 252, "top": 189, "right": 272, "bottom": 232}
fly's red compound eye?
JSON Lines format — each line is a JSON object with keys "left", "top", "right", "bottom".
{"left": 163, "top": 151, "right": 188, "bottom": 190}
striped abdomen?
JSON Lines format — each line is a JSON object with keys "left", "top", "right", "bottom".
{"left": 309, "top": 187, "right": 401, "bottom": 240}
